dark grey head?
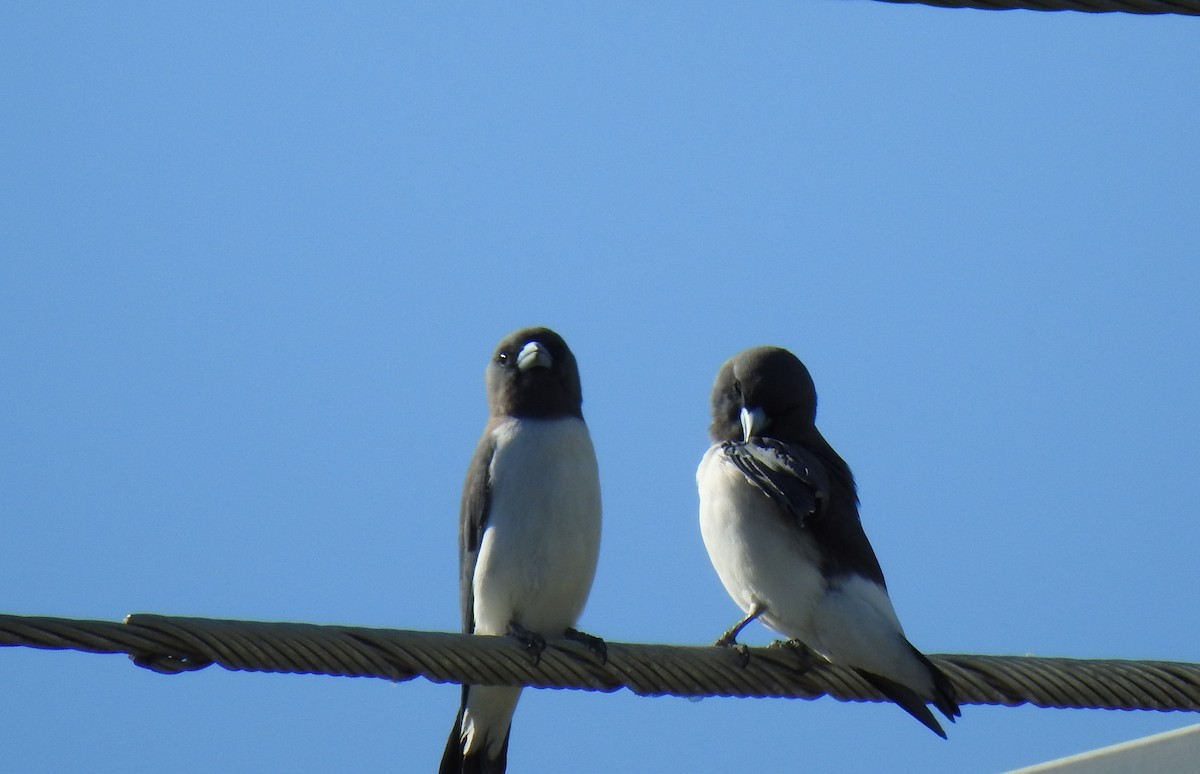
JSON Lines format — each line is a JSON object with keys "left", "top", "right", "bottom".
{"left": 709, "top": 346, "right": 818, "bottom": 443}
{"left": 485, "top": 326, "right": 584, "bottom": 419}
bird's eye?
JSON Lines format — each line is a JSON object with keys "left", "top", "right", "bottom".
{"left": 732, "top": 379, "right": 743, "bottom": 397}
{"left": 497, "top": 351, "right": 511, "bottom": 365}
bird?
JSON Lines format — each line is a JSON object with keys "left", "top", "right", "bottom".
{"left": 696, "top": 346, "right": 960, "bottom": 737}
{"left": 439, "top": 326, "right": 604, "bottom": 774}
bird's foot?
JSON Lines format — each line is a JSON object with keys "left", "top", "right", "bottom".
{"left": 713, "top": 603, "right": 765, "bottom": 649}
{"left": 713, "top": 629, "right": 741, "bottom": 648}
{"left": 564, "top": 627, "right": 608, "bottom": 664}
{"left": 507, "top": 621, "right": 547, "bottom": 665}
{"left": 768, "top": 638, "right": 816, "bottom": 671}
{"left": 713, "top": 633, "right": 751, "bottom": 667}
{"left": 712, "top": 603, "right": 766, "bottom": 667}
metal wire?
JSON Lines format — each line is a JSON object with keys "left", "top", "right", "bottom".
{"left": 878, "top": 0, "right": 1200, "bottom": 15}
{"left": 2, "top": 612, "right": 1198, "bottom": 713}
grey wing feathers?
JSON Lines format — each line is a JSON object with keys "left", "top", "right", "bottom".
{"left": 458, "top": 433, "right": 496, "bottom": 634}
{"left": 721, "top": 439, "right": 829, "bottom": 525}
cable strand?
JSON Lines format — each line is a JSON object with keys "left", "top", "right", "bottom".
{"left": 3, "top": 613, "right": 1198, "bottom": 713}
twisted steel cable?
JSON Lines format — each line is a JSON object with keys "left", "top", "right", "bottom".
{"left": 878, "top": 0, "right": 1200, "bottom": 14}
{"left": 2, "top": 613, "right": 1198, "bottom": 713}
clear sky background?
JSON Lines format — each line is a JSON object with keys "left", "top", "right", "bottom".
{"left": 2, "top": 3, "right": 1198, "bottom": 772}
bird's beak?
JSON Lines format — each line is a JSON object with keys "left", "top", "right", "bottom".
{"left": 517, "top": 341, "right": 553, "bottom": 372}
{"left": 740, "top": 406, "right": 766, "bottom": 442}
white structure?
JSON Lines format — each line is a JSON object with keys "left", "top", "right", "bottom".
{"left": 1011, "top": 724, "right": 1200, "bottom": 773}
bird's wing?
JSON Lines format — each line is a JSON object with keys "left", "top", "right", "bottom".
{"left": 458, "top": 431, "right": 497, "bottom": 634}
{"left": 721, "top": 438, "right": 829, "bottom": 526}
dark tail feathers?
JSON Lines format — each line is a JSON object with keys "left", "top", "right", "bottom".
{"left": 915, "top": 646, "right": 962, "bottom": 725}
{"left": 439, "top": 687, "right": 511, "bottom": 774}
{"left": 855, "top": 647, "right": 961, "bottom": 739}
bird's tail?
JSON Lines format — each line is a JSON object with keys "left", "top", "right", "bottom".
{"left": 854, "top": 668, "right": 948, "bottom": 738}
{"left": 913, "top": 645, "right": 961, "bottom": 725}
{"left": 854, "top": 647, "right": 960, "bottom": 740}
{"left": 439, "top": 686, "right": 512, "bottom": 774}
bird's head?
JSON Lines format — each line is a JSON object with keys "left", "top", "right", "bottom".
{"left": 486, "top": 326, "right": 584, "bottom": 419}
{"left": 708, "top": 346, "right": 818, "bottom": 443}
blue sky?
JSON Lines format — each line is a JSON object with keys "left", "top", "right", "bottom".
{"left": 2, "top": 3, "right": 1198, "bottom": 772}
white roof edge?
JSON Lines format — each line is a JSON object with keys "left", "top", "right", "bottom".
{"left": 1008, "top": 723, "right": 1200, "bottom": 773}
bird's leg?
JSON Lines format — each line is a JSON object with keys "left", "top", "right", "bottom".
{"left": 714, "top": 602, "right": 766, "bottom": 666}
{"left": 563, "top": 627, "right": 608, "bottom": 664}
{"left": 507, "top": 620, "right": 547, "bottom": 665}
{"left": 714, "top": 602, "right": 766, "bottom": 648}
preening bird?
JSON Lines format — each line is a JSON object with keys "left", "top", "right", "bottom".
{"left": 696, "top": 346, "right": 960, "bottom": 737}
{"left": 439, "top": 326, "right": 603, "bottom": 774}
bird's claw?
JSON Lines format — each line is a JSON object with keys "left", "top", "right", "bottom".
{"left": 730, "top": 643, "right": 752, "bottom": 667}
{"left": 713, "top": 635, "right": 751, "bottom": 667}
{"left": 714, "top": 631, "right": 739, "bottom": 648}
{"left": 507, "top": 621, "right": 547, "bottom": 665}
{"left": 768, "top": 638, "right": 816, "bottom": 671}
{"left": 564, "top": 627, "right": 608, "bottom": 664}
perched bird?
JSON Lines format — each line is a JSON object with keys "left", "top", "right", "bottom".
{"left": 696, "top": 346, "right": 960, "bottom": 737}
{"left": 440, "top": 326, "right": 603, "bottom": 774}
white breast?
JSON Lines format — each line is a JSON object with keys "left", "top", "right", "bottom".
{"left": 698, "top": 445, "right": 931, "bottom": 690}
{"left": 697, "top": 444, "right": 826, "bottom": 643}
{"left": 471, "top": 417, "right": 602, "bottom": 637}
